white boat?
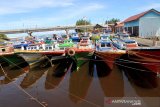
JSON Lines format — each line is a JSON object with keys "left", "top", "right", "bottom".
{"left": 112, "top": 33, "right": 138, "bottom": 50}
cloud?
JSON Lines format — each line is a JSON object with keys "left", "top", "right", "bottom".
{"left": 137, "top": 3, "right": 160, "bottom": 11}
{"left": 0, "top": 0, "right": 74, "bottom": 15}
{"left": 0, "top": 2, "right": 105, "bottom": 29}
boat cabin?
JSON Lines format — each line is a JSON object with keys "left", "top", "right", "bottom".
{"left": 112, "top": 37, "right": 138, "bottom": 50}
{"left": 78, "top": 39, "right": 92, "bottom": 49}
{"left": 97, "top": 41, "right": 113, "bottom": 51}
{"left": 100, "top": 36, "right": 110, "bottom": 41}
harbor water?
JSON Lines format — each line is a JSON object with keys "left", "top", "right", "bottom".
{"left": 0, "top": 56, "right": 159, "bottom": 107}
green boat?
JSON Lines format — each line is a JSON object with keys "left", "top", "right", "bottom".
{"left": 58, "top": 39, "right": 74, "bottom": 48}
{"left": 72, "top": 52, "right": 93, "bottom": 70}
{"left": 0, "top": 54, "right": 28, "bottom": 67}
{"left": 66, "top": 40, "right": 94, "bottom": 71}
{"left": 0, "top": 46, "right": 28, "bottom": 67}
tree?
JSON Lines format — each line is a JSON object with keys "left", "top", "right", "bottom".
{"left": 0, "top": 34, "right": 9, "bottom": 41}
{"left": 105, "top": 18, "right": 120, "bottom": 24}
{"left": 75, "top": 19, "right": 91, "bottom": 33}
{"left": 105, "top": 18, "right": 120, "bottom": 33}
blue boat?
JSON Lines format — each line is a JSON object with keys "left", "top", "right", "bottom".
{"left": 71, "top": 33, "right": 80, "bottom": 42}
{"left": 112, "top": 33, "right": 138, "bottom": 50}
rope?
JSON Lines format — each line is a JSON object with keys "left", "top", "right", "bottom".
{"left": 128, "top": 50, "right": 160, "bottom": 58}
{"left": 76, "top": 58, "right": 158, "bottom": 73}
{"left": 44, "top": 63, "right": 101, "bottom": 107}
{"left": 0, "top": 54, "right": 100, "bottom": 107}
{"left": 77, "top": 57, "right": 160, "bottom": 65}
{"left": 0, "top": 64, "right": 47, "bottom": 107}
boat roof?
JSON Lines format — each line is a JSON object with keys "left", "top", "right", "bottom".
{"left": 99, "top": 40, "right": 111, "bottom": 44}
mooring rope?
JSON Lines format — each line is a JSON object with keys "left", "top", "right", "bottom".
{"left": 0, "top": 64, "right": 47, "bottom": 107}
{"left": 77, "top": 57, "right": 160, "bottom": 65}
{"left": 76, "top": 58, "right": 159, "bottom": 73}
{"left": 46, "top": 63, "right": 101, "bottom": 107}
{"left": 0, "top": 55, "right": 101, "bottom": 107}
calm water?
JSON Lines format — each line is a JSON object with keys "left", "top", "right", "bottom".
{"left": 0, "top": 56, "right": 160, "bottom": 107}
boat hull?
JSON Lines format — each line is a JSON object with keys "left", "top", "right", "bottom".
{"left": 127, "top": 47, "right": 160, "bottom": 73}
{"left": 0, "top": 54, "right": 28, "bottom": 67}
{"left": 66, "top": 48, "right": 94, "bottom": 70}
{"left": 14, "top": 49, "right": 65, "bottom": 56}
{"left": 95, "top": 50, "right": 126, "bottom": 69}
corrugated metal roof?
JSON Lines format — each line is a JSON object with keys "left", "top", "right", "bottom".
{"left": 123, "top": 9, "right": 160, "bottom": 23}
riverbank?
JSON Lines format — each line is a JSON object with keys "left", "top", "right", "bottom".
{"left": 131, "top": 37, "right": 160, "bottom": 47}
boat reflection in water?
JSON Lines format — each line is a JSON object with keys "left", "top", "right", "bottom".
{"left": 118, "top": 54, "right": 159, "bottom": 89}
{"left": 95, "top": 56, "right": 124, "bottom": 97}
{"left": 69, "top": 61, "right": 93, "bottom": 103}
{"left": 45, "top": 58, "right": 73, "bottom": 90}
{"left": 20, "top": 63, "right": 50, "bottom": 89}
{"left": 0, "top": 63, "right": 29, "bottom": 85}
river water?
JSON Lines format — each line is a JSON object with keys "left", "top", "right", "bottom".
{"left": 0, "top": 56, "right": 159, "bottom": 107}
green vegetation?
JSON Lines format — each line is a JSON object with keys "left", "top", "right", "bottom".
{"left": 105, "top": 18, "right": 120, "bottom": 24}
{"left": 0, "top": 34, "right": 9, "bottom": 42}
{"left": 75, "top": 19, "right": 91, "bottom": 33}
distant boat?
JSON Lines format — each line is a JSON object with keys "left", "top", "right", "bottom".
{"left": 112, "top": 33, "right": 138, "bottom": 50}
{"left": 70, "top": 33, "right": 80, "bottom": 42}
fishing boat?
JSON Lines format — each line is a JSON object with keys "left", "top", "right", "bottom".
{"left": 70, "top": 33, "right": 80, "bottom": 42}
{"left": 0, "top": 46, "right": 14, "bottom": 56}
{"left": 112, "top": 33, "right": 138, "bottom": 50}
{"left": 66, "top": 37, "right": 94, "bottom": 69}
{"left": 95, "top": 38, "right": 126, "bottom": 69}
{"left": 58, "top": 39, "right": 74, "bottom": 49}
{"left": 14, "top": 40, "right": 65, "bottom": 56}
{"left": 0, "top": 46, "right": 29, "bottom": 67}
{"left": 126, "top": 47, "right": 160, "bottom": 74}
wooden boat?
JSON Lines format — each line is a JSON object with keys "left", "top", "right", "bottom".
{"left": 66, "top": 37, "right": 94, "bottom": 69}
{"left": 126, "top": 47, "right": 160, "bottom": 74}
{"left": 58, "top": 39, "right": 74, "bottom": 49}
{"left": 0, "top": 46, "right": 29, "bottom": 67}
{"left": 0, "top": 46, "right": 14, "bottom": 56}
{"left": 70, "top": 33, "right": 80, "bottom": 42}
{"left": 14, "top": 43, "right": 65, "bottom": 56}
{"left": 95, "top": 39, "right": 126, "bottom": 69}
{"left": 112, "top": 33, "right": 138, "bottom": 50}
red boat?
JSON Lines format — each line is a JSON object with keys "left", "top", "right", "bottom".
{"left": 127, "top": 47, "right": 160, "bottom": 74}
{"left": 95, "top": 41, "right": 126, "bottom": 69}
